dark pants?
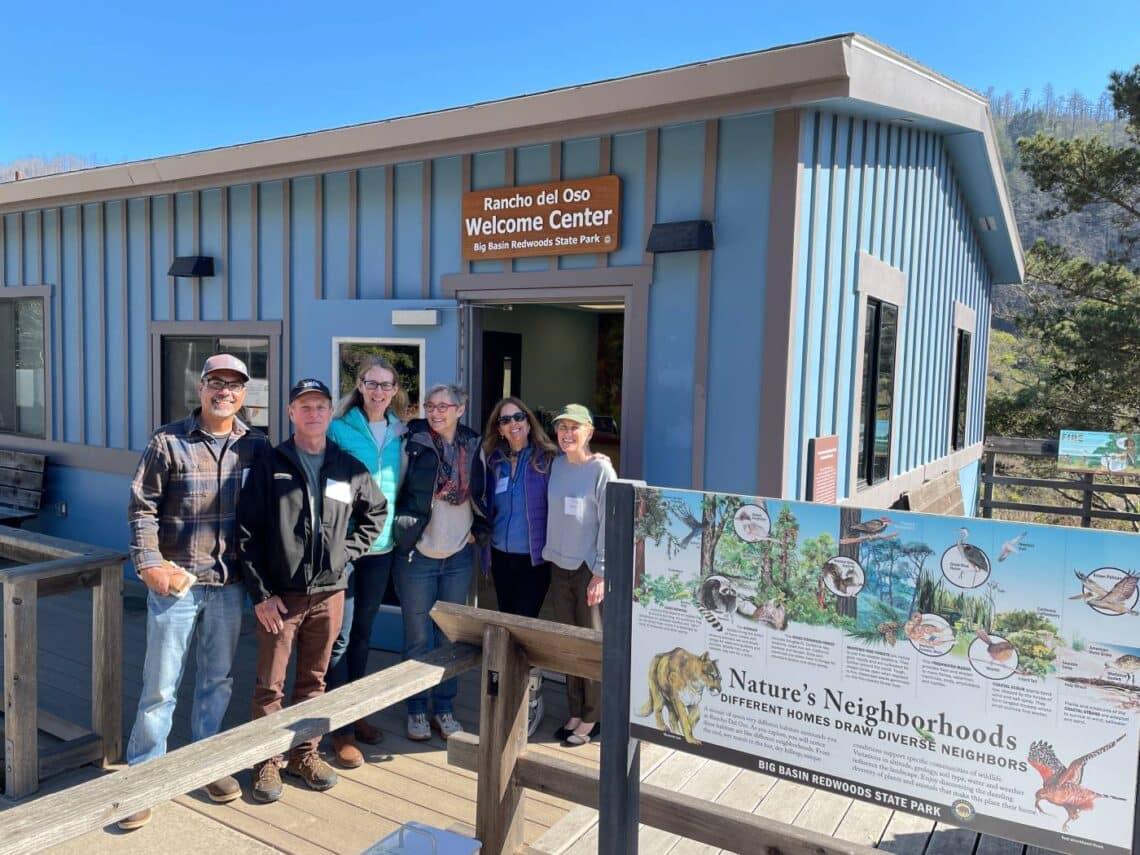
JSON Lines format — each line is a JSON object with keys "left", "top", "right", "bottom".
{"left": 490, "top": 548, "right": 551, "bottom": 617}
{"left": 550, "top": 562, "right": 602, "bottom": 721}
{"left": 251, "top": 591, "right": 344, "bottom": 760}
{"left": 326, "top": 553, "right": 393, "bottom": 736}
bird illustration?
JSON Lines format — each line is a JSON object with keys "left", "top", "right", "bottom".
{"left": 1105, "top": 654, "right": 1140, "bottom": 685}
{"left": 955, "top": 528, "right": 990, "bottom": 583}
{"left": 904, "top": 612, "right": 953, "bottom": 645}
{"left": 1028, "top": 734, "right": 1127, "bottom": 831}
{"left": 821, "top": 559, "right": 861, "bottom": 596}
{"left": 972, "top": 628, "right": 1017, "bottom": 671}
{"left": 847, "top": 516, "right": 892, "bottom": 537}
{"left": 998, "top": 532, "right": 1034, "bottom": 562}
{"left": 1071, "top": 570, "right": 1140, "bottom": 616}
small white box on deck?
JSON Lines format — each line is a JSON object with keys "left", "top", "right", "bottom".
{"left": 362, "top": 821, "right": 481, "bottom": 855}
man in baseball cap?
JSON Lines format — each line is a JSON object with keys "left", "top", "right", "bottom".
{"left": 120, "top": 353, "right": 270, "bottom": 829}
{"left": 239, "top": 377, "right": 386, "bottom": 802}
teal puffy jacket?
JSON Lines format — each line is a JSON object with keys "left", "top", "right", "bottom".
{"left": 327, "top": 407, "right": 406, "bottom": 553}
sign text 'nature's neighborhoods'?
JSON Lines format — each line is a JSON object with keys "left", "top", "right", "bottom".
{"left": 461, "top": 176, "right": 620, "bottom": 260}
{"left": 629, "top": 487, "right": 1140, "bottom": 854}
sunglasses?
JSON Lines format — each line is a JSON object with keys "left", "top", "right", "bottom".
{"left": 498, "top": 412, "right": 528, "bottom": 426}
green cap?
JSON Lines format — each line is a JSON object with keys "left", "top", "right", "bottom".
{"left": 552, "top": 403, "right": 593, "bottom": 426}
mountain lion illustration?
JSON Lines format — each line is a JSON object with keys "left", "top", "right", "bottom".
{"left": 636, "top": 648, "right": 722, "bottom": 745}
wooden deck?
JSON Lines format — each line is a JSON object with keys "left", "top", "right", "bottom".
{"left": 1, "top": 582, "right": 1062, "bottom": 854}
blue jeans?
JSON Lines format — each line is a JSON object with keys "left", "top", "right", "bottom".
{"left": 326, "top": 551, "right": 393, "bottom": 734}
{"left": 126, "top": 583, "right": 245, "bottom": 765}
{"left": 392, "top": 544, "right": 474, "bottom": 716}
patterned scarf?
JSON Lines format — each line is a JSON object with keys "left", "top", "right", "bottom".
{"left": 431, "top": 429, "right": 470, "bottom": 505}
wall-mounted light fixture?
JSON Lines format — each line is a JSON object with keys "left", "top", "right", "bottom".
{"left": 645, "top": 220, "right": 715, "bottom": 253}
{"left": 167, "top": 256, "right": 215, "bottom": 277}
{"left": 392, "top": 309, "right": 440, "bottom": 326}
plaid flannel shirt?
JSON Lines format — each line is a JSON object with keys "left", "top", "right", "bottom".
{"left": 128, "top": 410, "right": 271, "bottom": 584}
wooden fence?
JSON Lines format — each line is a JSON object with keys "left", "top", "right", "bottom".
{"left": 980, "top": 437, "right": 1140, "bottom": 529}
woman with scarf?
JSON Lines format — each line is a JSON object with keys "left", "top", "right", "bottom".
{"left": 392, "top": 384, "right": 486, "bottom": 741}
{"left": 323, "top": 356, "right": 407, "bottom": 767}
{"left": 480, "top": 397, "right": 558, "bottom": 736}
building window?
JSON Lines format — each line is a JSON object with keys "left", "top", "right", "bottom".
{"left": 332, "top": 338, "right": 425, "bottom": 420}
{"left": 160, "top": 335, "right": 271, "bottom": 432}
{"left": 951, "top": 329, "right": 971, "bottom": 451}
{"left": 857, "top": 298, "right": 898, "bottom": 486}
{"left": 0, "top": 296, "right": 46, "bottom": 438}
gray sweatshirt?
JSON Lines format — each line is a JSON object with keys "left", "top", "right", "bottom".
{"left": 542, "top": 455, "right": 617, "bottom": 576}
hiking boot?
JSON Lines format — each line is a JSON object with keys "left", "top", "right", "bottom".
{"left": 354, "top": 718, "right": 384, "bottom": 744}
{"left": 431, "top": 711, "right": 463, "bottom": 739}
{"left": 332, "top": 733, "right": 364, "bottom": 769}
{"left": 204, "top": 775, "right": 242, "bottom": 803}
{"left": 252, "top": 760, "right": 284, "bottom": 803}
{"left": 407, "top": 712, "right": 431, "bottom": 741}
{"left": 117, "top": 807, "right": 152, "bottom": 831}
{"left": 285, "top": 752, "right": 338, "bottom": 791}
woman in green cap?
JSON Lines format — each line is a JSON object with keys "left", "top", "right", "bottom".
{"left": 542, "top": 403, "right": 616, "bottom": 746}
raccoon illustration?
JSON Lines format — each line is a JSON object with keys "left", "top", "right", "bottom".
{"left": 696, "top": 575, "right": 738, "bottom": 632}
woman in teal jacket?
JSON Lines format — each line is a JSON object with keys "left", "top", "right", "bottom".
{"left": 324, "top": 355, "right": 407, "bottom": 768}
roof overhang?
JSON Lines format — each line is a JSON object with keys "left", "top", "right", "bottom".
{"left": 0, "top": 33, "right": 1022, "bottom": 283}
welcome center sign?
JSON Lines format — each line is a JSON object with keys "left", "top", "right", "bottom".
{"left": 461, "top": 176, "right": 621, "bottom": 261}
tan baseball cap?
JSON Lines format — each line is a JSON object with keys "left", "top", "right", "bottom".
{"left": 552, "top": 403, "right": 593, "bottom": 426}
{"left": 201, "top": 353, "right": 250, "bottom": 381}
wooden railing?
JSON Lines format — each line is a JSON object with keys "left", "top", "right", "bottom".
{"left": 0, "top": 528, "right": 127, "bottom": 800}
{"left": 980, "top": 437, "right": 1140, "bottom": 529}
{"left": 0, "top": 640, "right": 481, "bottom": 854}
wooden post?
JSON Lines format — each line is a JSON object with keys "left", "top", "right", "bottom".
{"left": 600, "top": 480, "right": 641, "bottom": 855}
{"left": 475, "top": 623, "right": 528, "bottom": 854}
{"left": 91, "top": 565, "right": 123, "bottom": 766}
{"left": 981, "top": 450, "right": 996, "bottom": 519}
{"left": 1080, "top": 472, "right": 1095, "bottom": 528}
{"left": 3, "top": 579, "right": 39, "bottom": 798}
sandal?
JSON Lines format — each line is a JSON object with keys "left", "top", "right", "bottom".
{"left": 562, "top": 722, "right": 600, "bottom": 747}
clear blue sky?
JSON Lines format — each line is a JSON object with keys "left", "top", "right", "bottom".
{"left": 3, "top": 0, "right": 1137, "bottom": 168}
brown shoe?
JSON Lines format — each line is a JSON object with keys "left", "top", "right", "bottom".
{"left": 252, "top": 760, "right": 284, "bottom": 803}
{"left": 285, "top": 752, "right": 338, "bottom": 791}
{"left": 117, "top": 807, "right": 153, "bottom": 831}
{"left": 332, "top": 733, "right": 364, "bottom": 769}
{"left": 204, "top": 775, "right": 242, "bottom": 803}
{"left": 354, "top": 718, "right": 384, "bottom": 744}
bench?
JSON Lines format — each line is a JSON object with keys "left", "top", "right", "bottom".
{"left": 0, "top": 450, "right": 47, "bottom": 527}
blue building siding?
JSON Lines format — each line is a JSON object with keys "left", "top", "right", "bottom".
{"left": 785, "top": 111, "right": 993, "bottom": 499}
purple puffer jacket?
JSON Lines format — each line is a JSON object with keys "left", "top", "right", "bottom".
{"left": 482, "top": 446, "right": 552, "bottom": 568}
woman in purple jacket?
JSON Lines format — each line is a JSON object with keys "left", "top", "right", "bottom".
{"left": 481, "top": 397, "right": 558, "bottom": 736}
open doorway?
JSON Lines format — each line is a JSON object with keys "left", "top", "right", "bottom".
{"left": 473, "top": 300, "right": 624, "bottom": 471}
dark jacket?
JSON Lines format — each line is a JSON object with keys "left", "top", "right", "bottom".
{"left": 238, "top": 437, "right": 387, "bottom": 601}
{"left": 393, "top": 419, "right": 487, "bottom": 555}
{"left": 482, "top": 445, "right": 552, "bottom": 567}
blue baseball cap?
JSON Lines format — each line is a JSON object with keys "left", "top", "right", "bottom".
{"left": 289, "top": 378, "right": 332, "bottom": 403}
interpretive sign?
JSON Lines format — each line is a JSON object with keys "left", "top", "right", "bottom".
{"left": 461, "top": 175, "right": 620, "bottom": 260}
{"left": 806, "top": 435, "right": 839, "bottom": 503}
{"left": 1058, "top": 430, "right": 1140, "bottom": 475}
{"left": 629, "top": 486, "right": 1140, "bottom": 854}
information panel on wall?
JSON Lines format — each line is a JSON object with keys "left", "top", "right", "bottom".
{"left": 629, "top": 486, "right": 1140, "bottom": 854}
{"left": 461, "top": 175, "right": 620, "bottom": 261}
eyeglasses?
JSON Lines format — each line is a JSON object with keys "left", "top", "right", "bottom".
{"left": 362, "top": 380, "right": 397, "bottom": 392}
{"left": 204, "top": 378, "right": 246, "bottom": 393}
{"left": 424, "top": 402, "right": 459, "bottom": 413}
{"left": 498, "top": 412, "right": 528, "bottom": 426}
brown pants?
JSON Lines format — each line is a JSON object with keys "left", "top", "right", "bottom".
{"left": 250, "top": 591, "right": 344, "bottom": 760}
{"left": 550, "top": 562, "right": 602, "bottom": 721}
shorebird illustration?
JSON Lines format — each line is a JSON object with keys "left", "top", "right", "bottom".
{"left": 1105, "top": 654, "right": 1140, "bottom": 684}
{"left": 956, "top": 528, "right": 990, "bottom": 582}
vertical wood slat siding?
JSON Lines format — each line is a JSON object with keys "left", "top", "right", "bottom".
{"left": 121, "top": 202, "right": 130, "bottom": 448}
{"left": 642, "top": 130, "right": 659, "bottom": 267}
{"left": 348, "top": 170, "right": 358, "bottom": 300}
{"left": 54, "top": 209, "right": 63, "bottom": 440}
{"left": 314, "top": 177, "right": 323, "bottom": 301}
{"left": 96, "top": 203, "right": 107, "bottom": 447}
{"left": 282, "top": 180, "right": 292, "bottom": 439}
{"left": 76, "top": 205, "right": 86, "bottom": 441}
{"left": 421, "top": 162, "right": 432, "bottom": 298}
{"left": 250, "top": 184, "right": 259, "bottom": 319}
{"left": 384, "top": 168, "right": 394, "bottom": 298}
{"left": 167, "top": 194, "right": 175, "bottom": 321}
{"left": 16, "top": 212, "right": 24, "bottom": 285}
{"left": 221, "top": 188, "right": 230, "bottom": 321}
{"left": 788, "top": 111, "right": 992, "bottom": 499}
{"left": 691, "top": 121, "right": 718, "bottom": 489}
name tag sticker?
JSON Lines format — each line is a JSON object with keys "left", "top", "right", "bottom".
{"left": 564, "top": 496, "right": 585, "bottom": 520}
{"left": 495, "top": 477, "right": 509, "bottom": 495}
{"left": 241, "top": 468, "right": 250, "bottom": 487}
{"left": 325, "top": 479, "right": 352, "bottom": 504}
